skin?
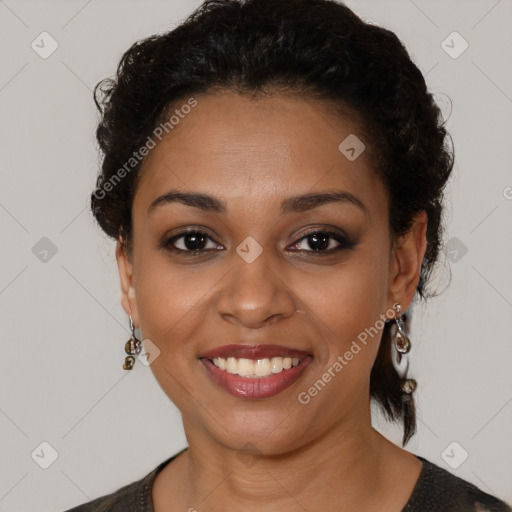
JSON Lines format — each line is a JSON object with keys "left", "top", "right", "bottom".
{"left": 116, "top": 90, "right": 427, "bottom": 512}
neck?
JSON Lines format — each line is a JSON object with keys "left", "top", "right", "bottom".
{"left": 157, "top": 409, "right": 411, "bottom": 512}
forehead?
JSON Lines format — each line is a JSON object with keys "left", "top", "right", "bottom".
{"left": 134, "top": 90, "right": 387, "bottom": 216}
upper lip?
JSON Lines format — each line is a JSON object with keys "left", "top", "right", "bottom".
{"left": 200, "top": 344, "right": 312, "bottom": 360}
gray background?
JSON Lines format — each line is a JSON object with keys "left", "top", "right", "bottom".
{"left": 0, "top": 0, "right": 511, "bottom": 510}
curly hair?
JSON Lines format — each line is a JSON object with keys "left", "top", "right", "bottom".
{"left": 91, "top": 0, "right": 454, "bottom": 445}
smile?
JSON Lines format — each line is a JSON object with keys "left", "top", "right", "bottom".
{"left": 200, "top": 355, "right": 313, "bottom": 399}
{"left": 210, "top": 356, "right": 303, "bottom": 377}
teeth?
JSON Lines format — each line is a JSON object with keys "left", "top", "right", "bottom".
{"left": 226, "top": 357, "right": 237, "bottom": 374}
{"left": 271, "top": 357, "right": 283, "bottom": 373}
{"left": 237, "top": 358, "right": 254, "bottom": 377}
{"left": 211, "top": 356, "right": 302, "bottom": 377}
{"left": 255, "top": 358, "right": 271, "bottom": 376}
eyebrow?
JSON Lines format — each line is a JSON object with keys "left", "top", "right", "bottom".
{"left": 147, "top": 189, "right": 368, "bottom": 216}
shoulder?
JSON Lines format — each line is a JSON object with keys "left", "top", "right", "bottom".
{"left": 62, "top": 448, "right": 187, "bottom": 512}
{"left": 403, "top": 456, "right": 512, "bottom": 512}
{"left": 62, "top": 464, "right": 160, "bottom": 512}
{"left": 62, "top": 471, "right": 152, "bottom": 512}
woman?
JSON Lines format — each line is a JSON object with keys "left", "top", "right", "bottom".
{"left": 65, "top": 0, "right": 512, "bottom": 510}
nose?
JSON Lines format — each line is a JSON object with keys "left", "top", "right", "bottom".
{"left": 216, "top": 249, "right": 298, "bottom": 329}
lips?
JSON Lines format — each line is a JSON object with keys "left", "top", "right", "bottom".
{"left": 199, "top": 344, "right": 314, "bottom": 399}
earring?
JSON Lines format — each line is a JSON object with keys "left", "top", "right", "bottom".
{"left": 123, "top": 316, "right": 142, "bottom": 370}
{"left": 392, "top": 302, "right": 410, "bottom": 364}
{"left": 392, "top": 302, "right": 416, "bottom": 396}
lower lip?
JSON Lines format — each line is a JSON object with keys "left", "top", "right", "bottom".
{"left": 200, "top": 356, "right": 313, "bottom": 399}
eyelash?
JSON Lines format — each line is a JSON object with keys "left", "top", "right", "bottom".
{"left": 163, "top": 228, "right": 353, "bottom": 257}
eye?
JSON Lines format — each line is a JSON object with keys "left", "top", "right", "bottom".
{"left": 288, "top": 230, "right": 352, "bottom": 254}
{"left": 164, "top": 230, "right": 223, "bottom": 255}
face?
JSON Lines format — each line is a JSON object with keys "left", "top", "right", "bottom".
{"left": 116, "top": 90, "right": 427, "bottom": 455}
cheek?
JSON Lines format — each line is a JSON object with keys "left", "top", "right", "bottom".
{"left": 132, "top": 258, "right": 213, "bottom": 412}
{"left": 133, "top": 250, "right": 223, "bottom": 365}
{"left": 136, "top": 271, "right": 201, "bottom": 340}
{"left": 295, "top": 250, "right": 389, "bottom": 380}
{"left": 303, "top": 254, "right": 387, "bottom": 334}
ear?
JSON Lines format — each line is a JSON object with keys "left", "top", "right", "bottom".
{"left": 388, "top": 210, "right": 428, "bottom": 311}
{"left": 115, "top": 238, "right": 139, "bottom": 325}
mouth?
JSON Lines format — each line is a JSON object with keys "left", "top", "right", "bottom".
{"left": 199, "top": 344, "right": 313, "bottom": 399}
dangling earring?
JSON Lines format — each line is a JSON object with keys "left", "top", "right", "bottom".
{"left": 392, "top": 302, "right": 416, "bottom": 396}
{"left": 392, "top": 302, "right": 410, "bottom": 364}
{"left": 123, "top": 315, "right": 142, "bottom": 370}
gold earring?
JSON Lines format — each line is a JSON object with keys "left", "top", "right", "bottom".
{"left": 392, "top": 302, "right": 411, "bottom": 363}
{"left": 392, "top": 302, "right": 417, "bottom": 396}
{"left": 123, "top": 316, "right": 142, "bottom": 370}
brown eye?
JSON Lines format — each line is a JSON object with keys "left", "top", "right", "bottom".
{"left": 289, "top": 230, "right": 353, "bottom": 253}
{"left": 165, "top": 230, "right": 222, "bottom": 254}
